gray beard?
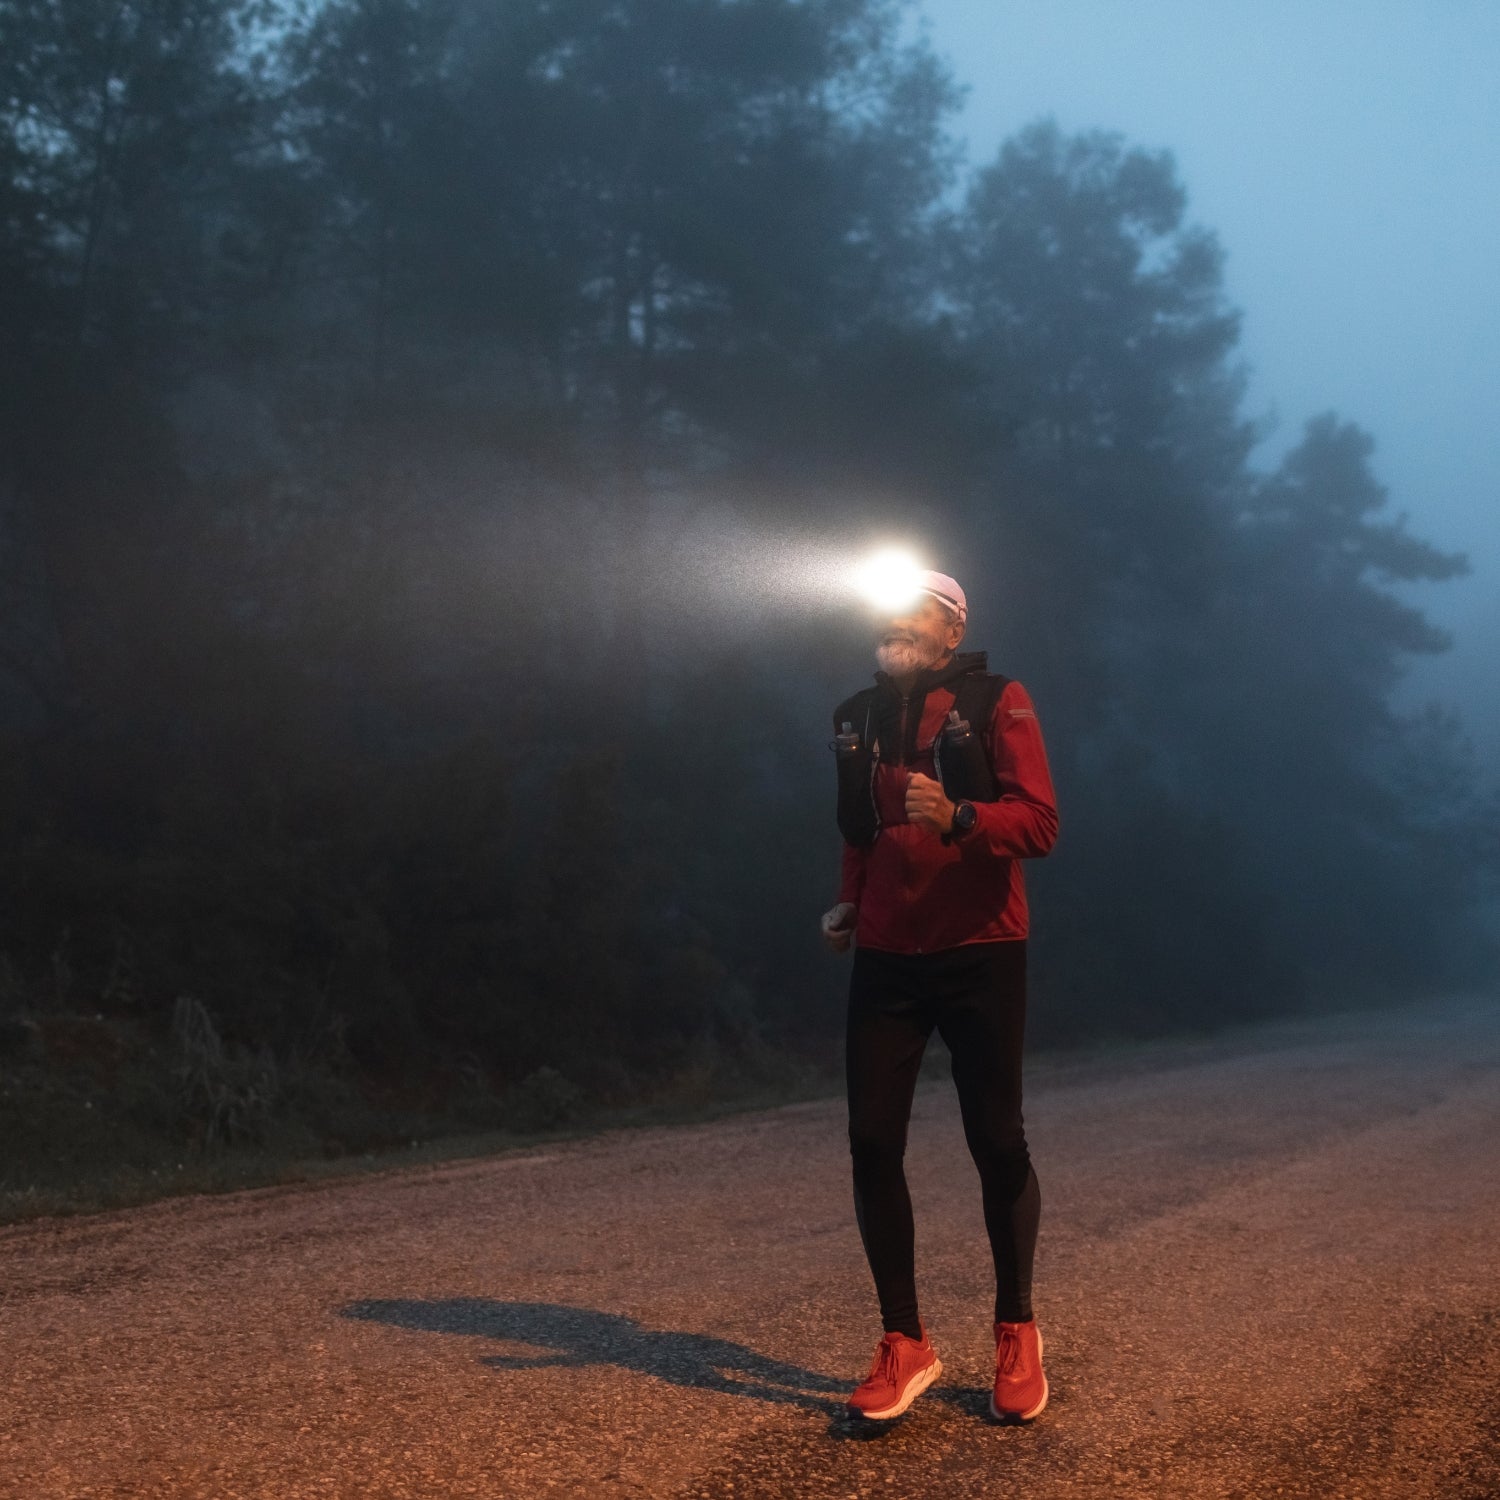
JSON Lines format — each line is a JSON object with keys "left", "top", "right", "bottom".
{"left": 875, "top": 638, "right": 946, "bottom": 677}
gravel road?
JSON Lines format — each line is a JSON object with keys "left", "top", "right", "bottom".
{"left": 3, "top": 996, "right": 1498, "bottom": 1499}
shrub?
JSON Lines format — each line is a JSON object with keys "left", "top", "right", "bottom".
{"left": 171, "top": 995, "right": 281, "bottom": 1148}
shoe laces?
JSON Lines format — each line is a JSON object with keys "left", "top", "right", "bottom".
{"left": 870, "top": 1333, "right": 905, "bottom": 1386}
{"left": 996, "top": 1326, "right": 1024, "bottom": 1376}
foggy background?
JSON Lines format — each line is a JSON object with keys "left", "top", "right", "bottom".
{"left": 923, "top": 0, "right": 1500, "bottom": 753}
{"left": 1, "top": 0, "right": 1496, "bottom": 1207}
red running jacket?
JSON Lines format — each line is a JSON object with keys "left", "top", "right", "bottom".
{"left": 835, "top": 664, "right": 1059, "bottom": 953}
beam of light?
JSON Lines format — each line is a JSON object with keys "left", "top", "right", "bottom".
{"left": 639, "top": 503, "right": 935, "bottom": 644}
{"left": 851, "top": 546, "right": 926, "bottom": 614}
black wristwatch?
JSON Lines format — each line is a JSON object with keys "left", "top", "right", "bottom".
{"left": 950, "top": 800, "right": 978, "bottom": 838}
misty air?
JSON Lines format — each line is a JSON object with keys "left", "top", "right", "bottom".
{"left": 2, "top": 2, "right": 1497, "bottom": 1495}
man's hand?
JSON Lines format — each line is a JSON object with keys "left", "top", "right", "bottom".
{"left": 821, "top": 902, "right": 858, "bottom": 953}
{"left": 905, "top": 772, "right": 955, "bottom": 834}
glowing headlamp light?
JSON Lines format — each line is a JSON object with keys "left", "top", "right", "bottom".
{"left": 852, "top": 547, "right": 925, "bottom": 613}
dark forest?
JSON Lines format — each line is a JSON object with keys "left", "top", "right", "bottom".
{"left": 2, "top": 0, "right": 1496, "bottom": 1210}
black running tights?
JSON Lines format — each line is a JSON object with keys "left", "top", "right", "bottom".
{"left": 845, "top": 940, "right": 1039, "bottom": 1336}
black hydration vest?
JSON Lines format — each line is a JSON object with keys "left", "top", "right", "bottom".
{"left": 831, "top": 656, "right": 1011, "bottom": 848}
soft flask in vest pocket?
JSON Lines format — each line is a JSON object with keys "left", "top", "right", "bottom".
{"left": 934, "top": 707, "right": 999, "bottom": 803}
{"left": 831, "top": 713, "right": 879, "bottom": 847}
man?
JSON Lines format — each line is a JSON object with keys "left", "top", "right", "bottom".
{"left": 822, "top": 569, "right": 1059, "bottom": 1423}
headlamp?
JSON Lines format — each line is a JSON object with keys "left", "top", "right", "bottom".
{"left": 852, "top": 547, "right": 926, "bottom": 613}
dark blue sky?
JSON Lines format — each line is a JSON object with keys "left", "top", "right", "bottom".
{"left": 918, "top": 0, "right": 1500, "bottom": 754}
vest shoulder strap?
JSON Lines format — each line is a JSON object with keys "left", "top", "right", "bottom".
{"left": 949, "top": 671, "right": 1011, "bottom": 737}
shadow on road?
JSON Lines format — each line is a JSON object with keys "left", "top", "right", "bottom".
{"left": 341, "top": 1298, "right": 848, "bottom": 1414}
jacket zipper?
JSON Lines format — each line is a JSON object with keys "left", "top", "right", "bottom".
{"left": 896, "top": 693, "right": 913, "bottom": 919}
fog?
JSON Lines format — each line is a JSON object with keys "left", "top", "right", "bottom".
{"left": 1, "top": 0, "right": 1495, "bottom": 1197}
{"left": 923, "top": 0, "right": 1500, "bottom": 754}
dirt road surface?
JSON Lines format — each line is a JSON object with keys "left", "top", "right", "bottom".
{"left": 3, "top": 996, "right": 1498, "bottom": 1499}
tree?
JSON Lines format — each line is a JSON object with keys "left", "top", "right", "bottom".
{"left": 949, "top": 121, "right": 1254, "bottom": 756}
{"left": 1214, "top": 414, "right": 1481, "bottom": 987}
{"left": 0, "top": 0, "right": 285, "bottom": 734}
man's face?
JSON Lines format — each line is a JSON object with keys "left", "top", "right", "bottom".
{"left": 875, "top": 595, "right": 964, "bottom": 678}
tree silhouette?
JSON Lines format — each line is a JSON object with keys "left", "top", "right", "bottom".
{"left": 0, "top": 2, "right": 1491, "bottom": 1180}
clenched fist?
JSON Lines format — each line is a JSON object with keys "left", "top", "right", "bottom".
{"left": 821, "top": 902, "right": 857, "bottom": 953}
{"left": 904, "top": 772, "right": 955, "bottom": 834}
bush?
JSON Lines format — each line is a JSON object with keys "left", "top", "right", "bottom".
{"left": 171, "top": 995, "right": 281, "bottom": 1148}
{"left": 507, "top": 1066, "right": 583, "bottom": 1132}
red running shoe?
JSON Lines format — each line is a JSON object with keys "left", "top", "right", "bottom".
{"left": 846, "top": 1326, "right": 943, "bottom": 1421}
{"left": 990, "top": 1319, "right": 1048, "bottom": 1422}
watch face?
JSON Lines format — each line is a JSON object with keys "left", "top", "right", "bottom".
{"left": 955, "top": 802, "right": 976, "bottom": 832}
